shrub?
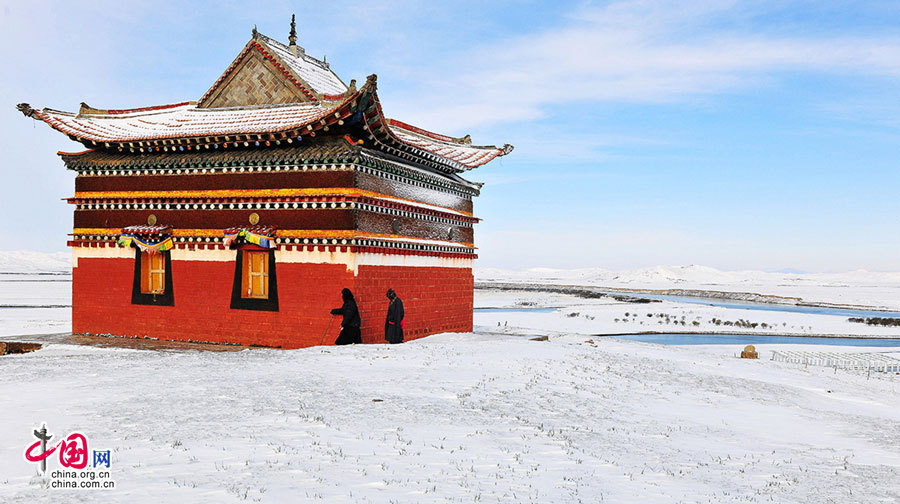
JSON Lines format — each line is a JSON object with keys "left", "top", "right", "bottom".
{"left": 846, "top": 317, "right": 900, "bottom": 327}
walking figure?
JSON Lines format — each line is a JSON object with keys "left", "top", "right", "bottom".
{"left": 384, "top": 288, "right": 404, "bottom": 344}
{"left": 330, "top": 288, "right": 362, "bottom": 345}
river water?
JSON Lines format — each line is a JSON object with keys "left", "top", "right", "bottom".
{"left": 614, "top": 333, "right": 900, "bottom": 347}
{"left": 604, "top": 292, "right": 900, "bottom": 318}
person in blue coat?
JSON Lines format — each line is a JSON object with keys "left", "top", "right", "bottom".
{"left": 384, "top": 288, "right": 404, "bottom": 344}
{"left": 330, "top": 288, "right": 362, "bottom": 345}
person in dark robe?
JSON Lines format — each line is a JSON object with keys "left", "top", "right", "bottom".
{"left": 384, "top": 288, "right": 404, "bottom": 344}
{"left": 330, "top": 288, "right": 362, "bottom": 345}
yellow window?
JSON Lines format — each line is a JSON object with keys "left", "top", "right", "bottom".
{"left": 140, "top": 252, "right": 166, "bottom": 294}
{"left": 242, "top": 251, "right": 268, "bottom": 299}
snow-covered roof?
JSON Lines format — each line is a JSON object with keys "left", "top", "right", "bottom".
{"left": 387, "top": 119, "right": 507, "bottom": 169}
{"left": 34, "top": 101, "right": 336, "bottom": 143}
{"left": 17, "top": 29, "right": 512, "bottom": 172}
{"left": 197, "top": 33, "right": 348, "bottom": 106}
{"left": 256, "top": 33, "right": 346, "bottom": 96}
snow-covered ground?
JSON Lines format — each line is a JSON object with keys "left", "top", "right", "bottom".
{"left": 2, "top": 252, "right": 899, "bottom": 502}
{"left": 476, "top": 265, "right": 900, "bottom": 311}
{"left": 0, "top": 250, "right": 72, "bottom": 337}
{"left": 2, "top": 333, "right": 899, "bottom": 502}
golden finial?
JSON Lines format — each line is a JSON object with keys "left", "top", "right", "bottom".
{"left": 288, "top": 14, "right": 297, "bottom": 46}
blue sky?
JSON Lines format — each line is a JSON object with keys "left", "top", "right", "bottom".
{"left": 2, "top": 1, "right": 899, "bottom": 272}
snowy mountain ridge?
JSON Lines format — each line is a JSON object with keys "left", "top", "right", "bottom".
{"left": 475, "top": 264, "right": 900, "bottom": 286}
{"left": 0, "top": 250, "right": 70, "bottom": 273}
{"left": 475, "top": 264, "right": 900, "bottom": 310}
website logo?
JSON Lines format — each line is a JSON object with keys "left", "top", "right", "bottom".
{"left": 24, "top": 423, "right": 115, "bottom": 490}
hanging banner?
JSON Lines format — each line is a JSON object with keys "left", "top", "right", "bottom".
{"left": 117, "top": 234, "right": 174, "bottom": 254}
{"left": 223, "top": 229, "right": 275, "bottom": 249}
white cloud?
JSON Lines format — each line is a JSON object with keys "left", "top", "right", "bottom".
{"left": 382, "top": 0, "right": 900, "bottom": 132}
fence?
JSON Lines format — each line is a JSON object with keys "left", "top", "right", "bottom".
{"left": 770, "top": 350, "right": 900, "bottom": 373}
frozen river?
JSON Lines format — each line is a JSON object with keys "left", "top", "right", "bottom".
{"left": 617, "top": 332, "right": 900, "bottom": 347}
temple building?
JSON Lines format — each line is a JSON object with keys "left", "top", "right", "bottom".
{"left": 17, "top": 18, "right": 511, "bottom": 348}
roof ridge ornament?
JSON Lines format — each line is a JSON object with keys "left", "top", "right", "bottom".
{"left": 365, "top": 74, "right": 378, "bottom": 90}
{"left": 288, "top": 14, "right": 304, "bottom": 58}
{"left": 252, "top": 25, "right": 258, "bottom": 39}
{"left": 16, "top": 102, "right": 36, "bottom": 118}
{"left": 288, "top": 14, "right": 297, "bottom": 46}
{"left": 288, "top": 14, "right": 301, "bottom": 58}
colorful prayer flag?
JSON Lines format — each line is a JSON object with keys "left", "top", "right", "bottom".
{"left": 223, "top": 229, "right": 275, "bottom": 249}
{"left": 117, "top": 234, "right": 173, "bottom": 254}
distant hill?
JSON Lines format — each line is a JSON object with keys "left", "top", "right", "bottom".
{"left": 0, "top": 250, "right": 70, "bottom": 274}
{"left": 475, "top": 264, "right": 900, "bottom": 289}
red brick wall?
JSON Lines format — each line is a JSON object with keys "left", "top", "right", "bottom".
{"left": 353, "top": 265, "right": 474, "bottom": 344}
{"left": 72, "top": 256, "right": 472, "bottom": 348}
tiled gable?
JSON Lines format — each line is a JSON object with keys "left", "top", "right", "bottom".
{"left": 200, "top": 48, "right": 311, "bottom": 108}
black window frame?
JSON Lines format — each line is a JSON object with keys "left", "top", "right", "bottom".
{"left": 230, "top": 248, "right": 279, "bottom": 311}
{"left": 131, "top": 248, "right": 175, "bottom": 306}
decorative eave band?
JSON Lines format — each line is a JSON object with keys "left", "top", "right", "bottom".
{"left": 69, "top": 228, "right": 476, "bottom": 257}
{"left": 69, "top": 198, "right": 479, "bottom": 226}
{"left": 57, "top": 144, "right": 482, "bottom": 197}
{"left": 68, "top": 187, "right": 475, "bottom": 218}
